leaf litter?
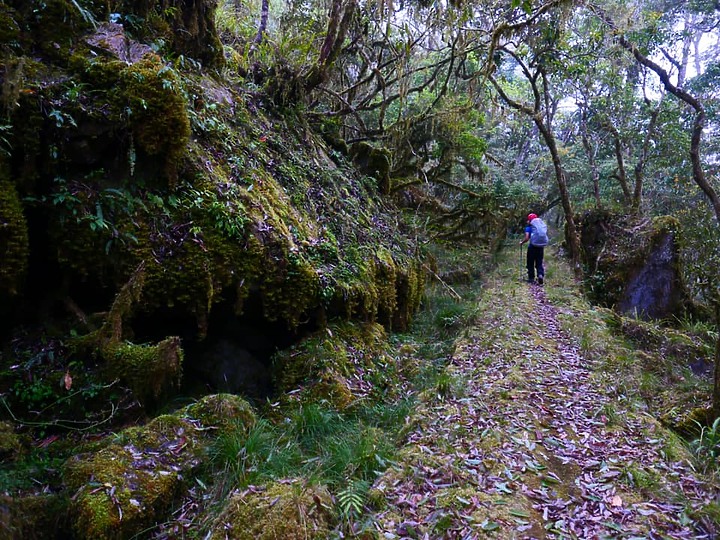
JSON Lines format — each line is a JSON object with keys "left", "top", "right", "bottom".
{"left": 369, "top": 273, "right": 718, "bottom": 539}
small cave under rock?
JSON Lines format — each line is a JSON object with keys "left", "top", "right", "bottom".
{"left": 130, "top": 293, "right": 317, "bottom": 404}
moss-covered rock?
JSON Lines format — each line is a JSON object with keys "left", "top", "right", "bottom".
{"left": 184, "top": 393, "right": 257, "bottom": 431}
{"left": 209, "top": 480, "right": 335, "bottom": 540}
{"left": 662, "top": 406, "right": 711, "bottom": 438}
{"left": 63, "top": 394, "right": 256, "bottom": 539}
{"left": 579, "top": 210, "right": 690, "bottom": 319}
{"left": 64, "top": 442, "right": 182, "bottom": 540}
{"left": 103, "top": 336, "right": 183, "bottom": 406}
{"left": 271, "top": 321, "right": 395, "bottom": 411}
{"left": 116, "top": 55, "right": 190, "bottom": 182}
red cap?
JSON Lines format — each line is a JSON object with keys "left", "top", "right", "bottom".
{"left": 527, "top": 213, "right": 538, "bottom": 221}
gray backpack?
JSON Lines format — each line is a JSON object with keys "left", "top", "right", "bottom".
{"left": 530, "top": 218, "right": 549, "bottom": 246}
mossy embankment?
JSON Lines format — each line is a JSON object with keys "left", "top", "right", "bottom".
{"left": 0, "top": 1, "right": 429, "bottom": 537}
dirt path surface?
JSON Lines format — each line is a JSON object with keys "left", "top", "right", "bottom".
{"left": 370, "top": 265, "right": 716, "bottom": 539}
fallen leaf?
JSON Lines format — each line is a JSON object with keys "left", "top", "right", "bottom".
{"left": 63, "top": 370, "right": 73, "bottom": 391}
{"left": 611, "top": 495, "right": 622, "bottom": 507}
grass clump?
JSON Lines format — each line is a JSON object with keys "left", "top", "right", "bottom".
{"left": 690, "top": 417, "right": 720, "bottom": 474}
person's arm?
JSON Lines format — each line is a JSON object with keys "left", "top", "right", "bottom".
{"left": 520, "top": 229, "right": 530, "bottom": 245}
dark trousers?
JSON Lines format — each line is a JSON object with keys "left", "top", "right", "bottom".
{"left": 527, "top": 244, "right": 544, "bottom": 281}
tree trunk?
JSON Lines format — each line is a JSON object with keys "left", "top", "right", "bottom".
{"left": 605, "top": 124, "right": 631, "bottom": 205}
{"left": 613, "top": 33, "right": 720, "bottom": 222}
{"left": 580, "top": 109, "right": 602, "bottom": 208}
{"left": 607, "top": 25, "right": 720, "bottom": 419}
{"left": 713, "top": 304, "right": 720, "bottom": 417}
{"left": 253, "top": 0, "right": 270, "bottom": 45}
{"left": 305, "top": 0, "right": 357, "bottom": 90}
{"left": 488, "top": 61, "right": 582, "bottom": 280}
{"left": 536, "top": 118, "right": 582, "bottom": 279}
{"left": 632, "top": 101, "right": 660, "bottom": 213}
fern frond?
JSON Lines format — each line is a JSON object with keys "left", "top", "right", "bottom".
{"left": 337, "top": 479, "right": 370, "bottom": 519}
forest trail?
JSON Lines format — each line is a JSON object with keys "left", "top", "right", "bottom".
{"left": 370, "top": 250, "right": 716, "bottom": 539}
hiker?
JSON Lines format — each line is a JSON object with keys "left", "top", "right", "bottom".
{"left": 520, "top": 213, "right": 548, "bottom": 284}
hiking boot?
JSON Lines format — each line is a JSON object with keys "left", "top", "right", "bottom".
{"left": 537, "top": 276, "right": 544, "bottom": 285}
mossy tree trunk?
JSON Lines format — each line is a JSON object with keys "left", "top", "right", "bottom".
{"left": 304, "top": 0, "right": 357, "bottom": 90}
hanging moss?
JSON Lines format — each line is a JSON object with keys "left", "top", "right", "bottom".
{"left": 0, "top": 174, "right": 29, "bottom": 297}
{"left": 375, "top": 248, "right": 398, "bottom": 327}
{"left": 116, "top": 55, "right": 190, "bottom": 182}
{"left": 209, "top": 481, "right": 334, "bottom": 540}
{"left": 0, "top": 421, "right": 22, "bottom": 461}
{"left": 261, "top": 251, "right": 320, "bottom": 327}
{"left": 393, "top": 257, "right": 425, "bottom": 332}
{"left": 103, "top": 336, "right": 183, "bottom": 407}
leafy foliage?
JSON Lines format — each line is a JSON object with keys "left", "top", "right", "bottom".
{"left": 690, "top": 417, "right": 720, "bottom": 473}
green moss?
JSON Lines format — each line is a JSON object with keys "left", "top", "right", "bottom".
{"left": 374, "top": 248, "right": 398, "bottom": 327}
{"left": 272, "top": 322, "right": 391, "bottom": 411}
{"left": 65, "top": 444, "right": 181, "bottom": 539}
{"left": 116, "top": 55, "right": 190, "bottom": 181}
{"left": 663, "top": 406, "right": 711, "bottom": 438}
{"left": 63, "top": 409, "right": 210, "bottom": 539}
{"left": 71, "top": 55, "right": 125, "bottom": 90}
{"left": 392, "top": 257, "right": 425, "bottom": 331}
{"left": 0, "top": 421, "right": 22, "bottom": 461}
{"left": 103, "top": 336, "right": 183, "bottom": 406}
{"left": 261, "top": 251, "right": 320, "bottom": 327}
{"left": 121, "top": 414, "right": 193, "bottom": 450}
{"left": 209, "top": 481, "right": 334, "bottom": 540}
{"left": 184, "top": 394, "right": 257, "bottom": 432}
{"left": 0, "top": 174, "right": 29, "bottom": 296}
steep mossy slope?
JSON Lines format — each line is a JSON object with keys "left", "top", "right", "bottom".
{"left": 1, "top": 0, "right": 424, "bottom": 389}
{"left": 0, "top": 2, "right": 426, "bottom": 536}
